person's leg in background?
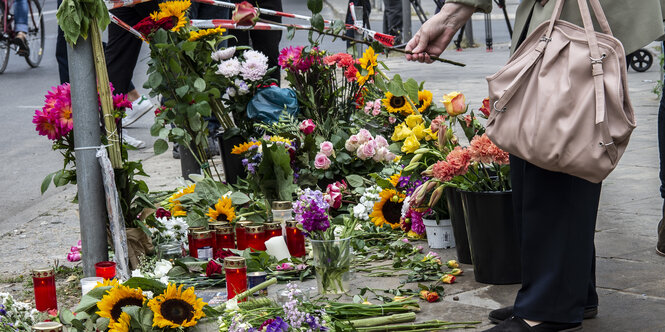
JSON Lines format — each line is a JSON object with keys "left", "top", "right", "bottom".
{"left": 345, "top": 0, "right": 371, "bottom": 49}
{"left": 382, "top": 0, "right": 402, "bottom": 44}
{"left": 56, "top": 0, "right": 69, "bottom": 83}
{"left": 13, "top": 0, "right": 29, "bottom": 55}
{"left": 657, "top": 41, "right": 665, "bottom": 256}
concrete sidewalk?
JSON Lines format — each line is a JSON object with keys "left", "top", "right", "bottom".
{"left": 2, "top": 45, "right": 664, "bottom": 331}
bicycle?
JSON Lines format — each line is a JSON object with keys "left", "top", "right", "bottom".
{"left": 0, "top": 0, "right": 44, "bottom": 74}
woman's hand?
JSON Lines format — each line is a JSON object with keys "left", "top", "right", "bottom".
{"left": 405, "top": 3, "right": 475, "bottom": 63}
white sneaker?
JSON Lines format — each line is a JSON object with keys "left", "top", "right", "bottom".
{"left": 124, "top": 95, "right": 155, "bottom": 127}
{"left": 122, "top": 129, "right": 146, "bottom": 149}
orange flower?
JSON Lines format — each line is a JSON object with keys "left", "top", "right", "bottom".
{"left": 442, "top": 92, "right": 467, "bottom": 116}
{"left": 469, "top": 134, "right": 509, "bottom": 165}
{"left": 479, "top": 97, "right": 491, "bottom": 118}
{"left": 419, "top": 290, "right": 440, "bottom": 302}
{"left": 441, "top": 274, "right": 456, "bottom": 284}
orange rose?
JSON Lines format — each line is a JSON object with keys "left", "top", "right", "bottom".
{"left": 442, "top": 92, "right": 467, "bottom": 116}
{"left": 232, "top": 1, "right": 259, "bottom": 26}
{"left": 442, "top": 274, "right": 456, "bottom": 284}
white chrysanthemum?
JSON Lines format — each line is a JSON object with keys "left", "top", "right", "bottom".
{"left": 352, "top": 204, "right": 368, "bottom": 220}
{"left": 243, "top": 50, "right": 268, "bottom": 63}
{"left": 216, "top": 58, "right": 241, "bottom": 77}
{"left": 211, "top": 47, "right": 236, "bottom": 62}
{"left": 240, "top": 58, "right": 268, "bottom": 81}
{"left": 401, "top": 195, "right": 412, "bottom": 219}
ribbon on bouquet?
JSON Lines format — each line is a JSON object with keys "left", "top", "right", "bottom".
{"left": 347, "top": 2, "right": 395, "bottom": 47}
{"left": 191, "top": 18, "right": 288, "bottom": 30}
{"left": 104, "top": 0, "right": 154, "bottom": 10}
{"left": 192, "top": 0, "right": 332, "bottom": 24}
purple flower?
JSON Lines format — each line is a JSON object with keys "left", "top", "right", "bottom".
{"left": 293, "top": 189, "right": 330, "bottom": 235}
{"left": 305, "top": 313, "right": 328, "bottom": 331}
{"left": 265, "top": 317, "right": 289, "bottom": 332}
{"left": 397, "top": 176, "right": 411, "bottom": 188}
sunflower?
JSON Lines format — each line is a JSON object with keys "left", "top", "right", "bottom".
{"left": 109, "top": 312, "right": 131, "bottom": 332}
{"left": 206, "top": 197, "right": 235, "bottom": 222}
{"left": 356, "top": 47, "right": 378, "bottom": 85}
{"left": 188, "top": 27, "right": 226, "bottom": 41}
{"left": 148, "top": 283, "right": 206, "bottom": 328}
{"left": 231, "top": 141, "right": 261, "bottom": 155}
{"left": 389, "top": 172, "right": 402, "bottom": 187}
{"left": 150, "top": 0, "right": 190, "bottom": 31}
{"left": 97, "top": 284, "right": 146, "bottom": 325}
{"left": 171, "top": 203, "right": 187, "bottom": 217}
{"left": 382, "top": 92, "right": 410, "bottom": 114}
{"left": 168, "top": 184, "right": 196, "bottom": 205}
{"left": 416, "top": 90, "right": 433, "bottom": 113}
{"left": 370, "top": 189, "right": 405, "bottom": 229}
{"left": 94, "top": 278, "right": 120, "bottom": 289}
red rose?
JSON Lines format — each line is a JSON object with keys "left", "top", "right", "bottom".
{"left": 479, "top": 97, "right": 491, "bottom": 118}
{"left": 214, "top": 248, "right": 236, "bottom": 260}
{"left": 232, "top": 1, "right": 259, "bottom": 26}
{"left": 205, "top": 259, "right": 223, "bottom": 277}
{"left": 155, "top": 207, "right": 171, "bottom": 219}
{"left": 133, "top": 17, "right": 158, "bottom": 37}
{"left": 156, "top": 16, "right": 175, "bottom": 31}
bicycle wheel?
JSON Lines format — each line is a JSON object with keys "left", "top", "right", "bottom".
{"left": 24, "top": 0, "right": 43, "bottom": 68}
{"left": 0, "top": 3, "right": 10, "bottom": 74}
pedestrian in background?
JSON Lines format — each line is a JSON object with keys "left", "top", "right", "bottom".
{"left": 383, "top": 0, "right": 403, "bottom": 44}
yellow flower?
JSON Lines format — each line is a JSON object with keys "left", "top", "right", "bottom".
{"left": 389, "top": 172, "right": 401, "bottom": 187}
{"left": 150, "top": 0, "right": 191, "bottom": 31}
{"left": 109, "top": 312, "right": 131, "bottom": 332}
{"left": 382, "top": 92, "right": 409, "bottom": 114}
{"left": 442, "top": 91, "right": 467, "bottom": 116}
{"left": 231, "top": 141, "right": 261, "bottom": 155}
{"left": 168, "top": 184, "right": 196, "bottom": 205}
{"left": 407, "top": 230, "right": 424, "bottom": 239}
{"left": 188, "top": 27, "right": 226, "bottom": 41}
{"left": 446, "top": 260, "right": 459, "bottom": 269}
{"left": 391, "top": 123, "right": 412, "bottom": 142}
{"left": 441, "top": 274, "right": 456, "bottom": 284}
{"left": 148, "top": 283, "right": 206, "bottom": 328}
{"left": 411, "top": 123, "right": 426, "bottom": 140}
{"left": 416, "top": 90, "right": 433, "bottom": 113}
{"left": 171, "top": 203, "right": 187, "bottom": 217}
{"left": 405, "top": 114, "right": 423, "bottom": 129}
{"left": 97, "top": 284, "right": 146, "bottom": 326}
{"left": 356, "top": 47, "right": 378, "bottom": 85}
{"left": 94, "top": 278, "right": 120, "bottom": 289}
{"left": 401, "top": 134, "right": 420, "bottom": 154}
{"left": 370, "top": 189, "right": 405, "bottom": 229}
{"left": 269, "top": 136, "right": 292, "bottom": 145}
{"left": 206, "top": 197, "right": 236, "bottom": 222}
{"left": 423, "top": 127, "right": 438, "bottom": 141}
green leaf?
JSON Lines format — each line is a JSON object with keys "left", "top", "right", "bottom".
{"left": 153, "top": 139, "right": 169, "bottom": 155}
{"left": 287, "top": 26, "right": 296, "bottom": 40}
{"left": 60, "top": 309, "right": 76, "bottom": 325}
{"left": 176, "top": 85, "right": 190, "bottom": 98}
{"left": 150, "top": 121, "right": 164, "bottom": 136}
{"left": 122, "top": 277, "right": 167, "bottom": 294}
{"left": 148, "top": 72, "right": 163, "bottom": 88}
{"left": 169, "top": 57, "right": 182, "bottom": 73}
{"left": 311, "top": 14, "right": 324, "bottom": 32}
{"left": 345, "top": 174, "right": 364, "bottom": 188}
{"left": 188, "top": 113, "right": 202, "bottom": 131}
{"left": 41, "top": 172, "right": 55, "bottom": 194}
{"left": 388, "top": 74, "right": 407, "bottom": 97}
{"left": 193, "top": 78, "right": 206, "bottom": 92}
{"left": 374, "top": 74, "right": 388, "bottom": 91}
{"left": 307, "top": 0, "right": 323, "bottom": 14}
{"left": 181, "top": 41, "right": 197, "bottom": 51}
{"left": 95, "top": 317, "right": 109, "bottom": 332}
{"left": 230, "top": 191, "right": 251, "bottom": 205}
{"left": 404, "top": 78, "right": 420, "bottom": 103}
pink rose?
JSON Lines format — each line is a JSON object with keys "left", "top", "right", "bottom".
{"left": 299, "top": 119, "right": 316, "bottom": 135}
{"left": 232, "top": 1, "right": 259, "bottom": 26}
{"left": 372, "top": 108, "right": 381, "bottom": 116}
{"left": 314, "top": 153, "right": 331, "bottom": 169}
{"left": 374, "top": 147, "right": 391, "bottom": 162}
{"left": 326, "top": 182, "right": 343, "bottom": 209}
{"left": 374, "top": 135, "right": 388, "bottom": 148}
{"left": 276, "top": 262, "right": 294, "bottom": 270}
{"left": 70, "top": 246, "right": 81, "bottom": 252}
{"left": 373, "top": 99, "right": 381, "bottom": 110}
{"left": 66, "top": 252, "right": 81, "bottom": 262}
{"left": 319, "top": 141, "right": 334, "bottom": 157}
{"left": 345, "top": 135, "right": 360, "bottom": 152}
{"left": 357, "top": 129, "right": 372, "bottom": 144}
{"left": 430, "top": 115, "right": 447, "bottom": 133}
{"left": 357, "top": 141, "right": 376, "bottom": 160}
{"left": 389, "top": 117, "right": 396, "bottom": 124}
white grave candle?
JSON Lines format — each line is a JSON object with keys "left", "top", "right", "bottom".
{"left": 80, "top": 277, "right": 104, "bottom": 295}
{"left": 264, "top": 236, "right": 292, "bottom": 261}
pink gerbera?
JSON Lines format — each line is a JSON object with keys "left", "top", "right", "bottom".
{"left": 33, "top": 109, "right": 61, "bottom": 140}
{"left": 53, "top": 99, "right": 73, "bottom": 134}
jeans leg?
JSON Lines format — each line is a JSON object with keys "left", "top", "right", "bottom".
{"left": 14, "top": 0, "right": 28, "bottom": 33}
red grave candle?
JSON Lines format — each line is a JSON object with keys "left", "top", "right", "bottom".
{"left": 235, "top": 221, "right": 252, "bottom": 250}
{"left": 245, "top": 225, "right": 266, "bottom": 251}
{"left": 95, "top": 261, "right": 117, "bottom": 279}
{"left": 208, "top": 221, "right": 225, "bottom": 249}
{"left": 187, "top": 226, "right": 206, "bottom": 256}
{"left": 32, "top": 267, "right": 57, "bottom": 312}
{"left": 191, "top": 230, "right": 214, "bottom": 260}
{"left": 264, "top": 222, "right": 282, "bottom": 240}
{"left": 286, "top": 220, "right": 306, "bottom": 257}
{"left": 224, "top": 256, "right": 247, "bottom": 301}
{"left": 215, "top": 225, "right": 235, "bottom": 250}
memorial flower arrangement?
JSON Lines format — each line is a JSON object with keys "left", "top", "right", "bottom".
{"left": 0, "top": 292, "right": 45, "bottom": 331}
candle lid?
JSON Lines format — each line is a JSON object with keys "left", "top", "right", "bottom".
{"left": 272, "top": 201, "right": 292, "bottom": 210}
{"left": 265, "top": 222, "right": 281, "bottom": 230}
{"left": 31, "top": 267, "right": 54, "bottom": 278}
{"left": 224, "top": 256, "right": 246, "bottom": 268}
{"left": 245, "top": 225, "right": 265, "bottom": 234}
{"left": 237, "top": 221, "right": 253, "bottom": 228}
{"left": 285, "top": 220, "right": 299, "bottom": 228}
{"left": 192, "top": 229, "right": 213, "bottom": 239}
{"left": 208, "top": 221, "right": 227, "bottom": 229}
{"left": 247, "top": 271, "right": 267, "bottom": 277}
{"left": 214, "top": 225, "right": 233, "bottom": 234}
{"left": 188, "top": 226, "right": 206, "bottom": 232}
{"left": 32, "top": 322, "right": 63, "bottom": 332}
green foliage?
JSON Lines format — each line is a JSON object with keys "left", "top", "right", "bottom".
{"left": 57, "top": 0, "right": 110, "bottom": 44}
{"left": 255, "top": 142, "right": 298, "bottom": 201}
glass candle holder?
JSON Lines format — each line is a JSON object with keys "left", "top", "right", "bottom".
{"left": 264, "top": 222, "right": 282, "bottom": 240}
{"left": 158, "top": 242, "right": 184, "bottom": 262}
{"left": 224, "top": 256, "right": 247, "bottom": 301}
{"left": 187, "top": 226, "right": 206, "bottom": 256}
{"left": 32, "top": 322, "right": 63, "bottom": 332}
{"left": 245, "top": 225, "right": 266, "bottom": 251}
{"left": 235, "top": 221, "right": 252, "bottom": 250}
{"left": 214, "top": 225, "right": 235, "bottom": 250}
{"left": 271, "top": 201, "right": 292, "bottom": 222}
{"left": 191, "top": 229, "right": 214, "bottom": 260}
{"left": 80, "top": 277, "right": 104, "bottom": 295}
{"left": 286, "top": 220, "right": 306, "bottom": 257}
{"left": 208, "top": 221, "right": 226, "bottom": 249}
{"left": 32, "top": 267, "right": 57, "bottom": 312}
{"left": 94, "top": 261, "right": 116, "bottom": 279}
{"left": 247, "top": 271, "right": 268, "bottom": 296}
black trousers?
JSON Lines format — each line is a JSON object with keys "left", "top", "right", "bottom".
{"left": 659, "top": 42, "right": 665, "bottom": 198}
{"left": 382, "top": 0, "right": 402, "bottom": 43}
{"left": 511, "top": 155, "right": 600, "bottom": 323}
{"left": 228, "top": 0, "right": 282, "bottom": 83}
{"left": 106, "top": 2, "right": 158, "bottom": 94}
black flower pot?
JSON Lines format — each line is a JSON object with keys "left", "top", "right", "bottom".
{"left": 445, "top": 187, "right": 472, "bottom": 264}
{"left": 179, "top": 142, "right": 201, "bottom": 179}
{"left": 216, "top": 129, "right": 247, "bottom": 185}
{"left": 460, "top": 190, "right": 521, "bottom": 285}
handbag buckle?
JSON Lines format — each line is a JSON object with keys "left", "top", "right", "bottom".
{"left": 539, "top": 36, "right": 552, "bottom": 43}
{"left": 590, "top": 53, "right": 607, "bottom": 64}
{"left": 493, "top": 101, "right": 507, "bottom": 113}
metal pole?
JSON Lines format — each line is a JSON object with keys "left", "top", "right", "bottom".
{"left": 401, "top": 0, "right": 411, "bottom": 42}
{"left": 67, "top": 37, "right": 109, "bottom": 277}
{"left": 354, "top": 5, "right": 365, "bottom": 56}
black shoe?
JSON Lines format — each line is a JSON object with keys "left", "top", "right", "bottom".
{"left": 484, "top": 316, "right": 582, "bottom": 332}
{"left": 13, "top": 33, "right": 29, "bottom": 56}
{"left": 489, "top": 306, "right": 598, "bottom": 324}
{"left": 657, "top": 201, "right": 665, "bottom": 256}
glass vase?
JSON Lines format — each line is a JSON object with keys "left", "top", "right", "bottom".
{"left": 310, "top": 238, "right": 352, "bottom": 295}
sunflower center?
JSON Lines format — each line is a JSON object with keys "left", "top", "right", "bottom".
{"left": 389, "top": 96, "right": 406, "bottom": 109}
{"left": 111, "top": 297, "right": 143, "bottom": 321}
{"left": 382, "top": 200, "right": 403, "bottom": 225}
{"left": 160, "top": 299, "right": 195, "bottom": 324}
{"left": 216, "top": 213, "right": 228, "bottom": 222}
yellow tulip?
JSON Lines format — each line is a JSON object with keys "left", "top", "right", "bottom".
{"left": 401, "top": 134, "right": 421, "bottom": 154}
{"left": 405, "top": 114, "right": 424, "bottom": 129}
{"left": 442, "top": 91, "right": 467, "bottom": 116}
{"left": 391, "top": 123, "right": 412, "bottom": 142}
{"left": 423, "top": 127, "right": 438, "bottom": 141}
{"left": 411, "top": 123, "right": 426, "bottom": 140}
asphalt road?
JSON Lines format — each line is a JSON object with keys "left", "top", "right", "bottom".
{"left": 0, "top": 0, "right": 511, "bottom": 224}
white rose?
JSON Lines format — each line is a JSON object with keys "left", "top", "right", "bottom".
{"left": 153, "top": 259, "right": 173, "bottom": 278}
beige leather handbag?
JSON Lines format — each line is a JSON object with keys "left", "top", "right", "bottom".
{"left": 486, "top": 0, "right": 635, "bottom": 183}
